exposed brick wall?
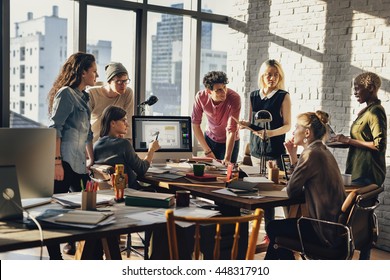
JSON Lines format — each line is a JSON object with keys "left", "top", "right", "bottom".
{"left": 228, "top": 0, "right": 390, "bottom": 252}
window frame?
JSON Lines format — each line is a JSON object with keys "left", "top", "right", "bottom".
{"left": 1, "top": 0, "right": 229, "bottom": 126}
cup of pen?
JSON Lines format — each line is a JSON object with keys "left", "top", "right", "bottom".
{"left": 267, "top": 160, "right": 279, "bottom": 184}
{"left": 81, "top": 181, "right": 97, "bottom": 210}
{"left": 81, "top": 191, "right": 96, "bottom": 210}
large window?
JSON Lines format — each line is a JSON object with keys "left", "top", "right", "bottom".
{"left": 4, "top": 0, "right": 232, "bottom": 127}
{"left": 199, "top": 22, "right": 230, "bottom": 88}
{"left": 9, "top": 0, "right": 74, "bottom": 126}
{"left": 146, "top": 11, "right": 192, "bottom": 116}
{"left": 202, "top": 0, "right": 236, "bottom": 15}
{"left": 86, "top": 6, "right": 136, "bottom": 85}
{"left": 148, "top": 0, "right": 195, "bottom": 10}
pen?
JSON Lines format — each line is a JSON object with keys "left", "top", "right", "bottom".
{"left": 155, "top": 131, "right": 159, "bottom": 141}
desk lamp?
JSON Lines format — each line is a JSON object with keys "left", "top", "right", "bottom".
{"left": 254, "top": 110, "right": 272, "bottom": 176}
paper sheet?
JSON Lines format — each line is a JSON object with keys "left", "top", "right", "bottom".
{"left": 53, "top": 193, "right": 114, "bottom": 207}
{"left": 212, "top": 188, "right": 264, "bottom": 199}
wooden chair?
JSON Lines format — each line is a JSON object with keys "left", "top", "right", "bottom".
{"left": 274, "top": 184, "right": 383, "bottom": 260}
{"left": 165, "top": 208, "right": 263, "bottom": 260}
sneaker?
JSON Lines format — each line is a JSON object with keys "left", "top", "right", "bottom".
{"left": 255, "top": 235, "right": 270, "bottom": 253}
{"left": 63, "top": 242, "right": 76, "bottom": 255}
{"left": 261, "top": 235, "right": 270, "bottom": 245}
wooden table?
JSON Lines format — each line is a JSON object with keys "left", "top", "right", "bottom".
{"left": 0, "top": 200, "right": 162, "bottom": 259}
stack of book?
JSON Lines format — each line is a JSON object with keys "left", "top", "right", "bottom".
{"left": 124, "top": 189, "right": 175, "bottom": 208}
{"left": 185, "top": 173, "right": 218, "bottom": 182}
{"left": 33, "top": 209, "right": 115, "bottom": 229}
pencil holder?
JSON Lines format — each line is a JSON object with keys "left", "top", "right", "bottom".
{"left": 81, "top": 191, "right": 97, "bottom": 210}
{"left": 268, "top": 167, "right": 279, "bottom": 184}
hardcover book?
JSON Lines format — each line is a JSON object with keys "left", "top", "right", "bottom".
{"left": 124, "top": 189, "right": 175, "bottom": 208}
{"left": 185, "top": 173, "right": 218, "bottom": 182}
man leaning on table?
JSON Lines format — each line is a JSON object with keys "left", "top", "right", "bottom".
{"left": 191, "top": 71, "right": 241, "bottom": 165}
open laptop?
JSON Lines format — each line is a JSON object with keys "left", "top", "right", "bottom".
{"left": 0, "top": 128, "right": 56, "bottom": 209}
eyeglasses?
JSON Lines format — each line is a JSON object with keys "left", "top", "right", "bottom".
{"left": 112, "top": 79, "right": 130, "bottom": 85}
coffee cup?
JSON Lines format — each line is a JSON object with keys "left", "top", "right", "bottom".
{"left": 176, "top": 190, "right": 190, "bottom": 207}
{"left": 193, "top": 164, "right": 205, "bottom": 177}
{"left": 341, "top": 174, "right": 352, "bottom": 185}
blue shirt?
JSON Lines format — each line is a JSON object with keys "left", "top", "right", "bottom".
{"left": 49, "top": 86, "right": 93, "bottom": 174}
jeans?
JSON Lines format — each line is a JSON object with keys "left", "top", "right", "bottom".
{"left": 47, "top": 161, "right": 89, "bottom": 260}
{"left": 205, "top": 134, "right": 240, "bottom": 163}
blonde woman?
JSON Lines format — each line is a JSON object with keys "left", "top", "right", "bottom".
{"left": 265, "top": 111, "right": 346, "bottom": 259}
{"left": 239, "top": 59, "right": 291, "bottom": 243}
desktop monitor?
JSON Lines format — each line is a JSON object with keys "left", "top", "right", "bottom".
{"left": 0, "top": 128, "right": 56, "bottom": 199}
{"left": 132, "top": 115, "right": 193, "bottom": 163}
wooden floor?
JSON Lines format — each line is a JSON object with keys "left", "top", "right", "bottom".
{"left": 1, "top": 223, "right": 390, "bottom": 260}
{"left": 1, "top": 235, "right": 389, "bottom": 260}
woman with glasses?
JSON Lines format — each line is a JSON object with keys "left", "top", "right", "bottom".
{"left": 87, "top": 62, "right": 134, "bottom": 143}
{"left": 93, "top": 105, "right": 160, "bottom": 190}
{"left": 265, "top": 111, "right": 346, "bottom": 259}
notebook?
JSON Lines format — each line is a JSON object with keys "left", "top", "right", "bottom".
{"left": 325, "top": 124, "right": 347, "bottom": 147}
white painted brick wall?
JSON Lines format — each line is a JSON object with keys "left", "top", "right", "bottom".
{"left": 229, "top": 0, "right": 390, "bottom": 252}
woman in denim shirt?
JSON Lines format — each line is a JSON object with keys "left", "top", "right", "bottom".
{"left": 47, "top": 52, "right": 99, "bottom": 258}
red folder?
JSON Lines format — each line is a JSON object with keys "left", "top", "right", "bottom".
{"left": 185, "top": 173, "right": 218, "bottom": 182}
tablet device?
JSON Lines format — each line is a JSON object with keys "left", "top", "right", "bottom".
{"left": 280, "top": 154, "right": 299, "bottom": 181}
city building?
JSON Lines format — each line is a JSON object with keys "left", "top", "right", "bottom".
{"left": 150, "top": 4, "right": 226, "bottom": 115}
{"left": 10, "top": 6, "right": 111, "bottom": 126}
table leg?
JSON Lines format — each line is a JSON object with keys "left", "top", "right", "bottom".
{"left": 288, "top": 203, "right": 307, "bottom": 218}
{"left": 74, "top": 238, "right": 121, "bottom": 260}
{"left": 102, "top": 236, "right": 122, "bottom": 260}
{"left": 74, "top": 240, "right": 100, "bottom": 260}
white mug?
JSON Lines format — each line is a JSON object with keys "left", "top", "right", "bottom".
{"left": 341, "top": 174, "right": 352, "bottom": 185}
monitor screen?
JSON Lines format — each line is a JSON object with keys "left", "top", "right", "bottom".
{"left": 0, "top": 128, "right": 56, "bottom": 199}
{"left": 132, "top": 116, "right": 193, "bottom": 163}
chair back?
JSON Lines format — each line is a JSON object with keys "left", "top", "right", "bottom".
{"left": 340, "top": 184, "right": 383, "bottom": 251}
{"left": 165, "top": 208, "right": 263, "bottom": 260}
{"left": 276, "top": 183, "right": 383, "bottom": 260}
